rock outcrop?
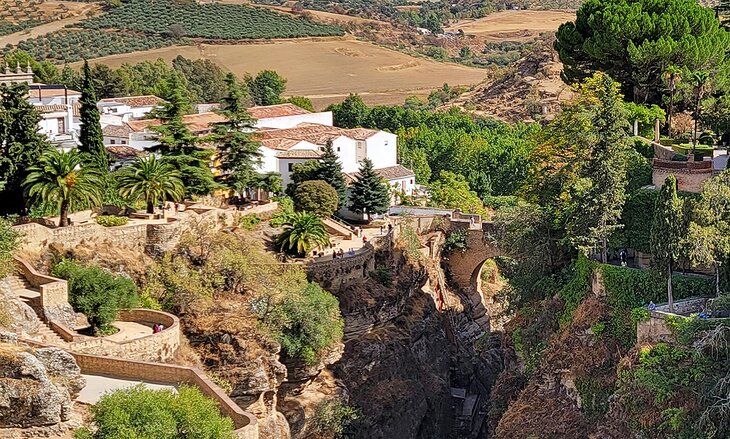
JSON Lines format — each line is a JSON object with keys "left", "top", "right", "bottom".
{"left": 0, "top": 343, "right": 85, "bottom": 428}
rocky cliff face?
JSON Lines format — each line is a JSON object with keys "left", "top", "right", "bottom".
{"left": 0, "top": 337, "right": 85, "bottom": 429}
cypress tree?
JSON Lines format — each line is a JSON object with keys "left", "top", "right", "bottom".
{"left": 348, "top": 158, "right": 390, "bottom": 222}
{"left": 316, "top": 140, "right": 347, "bottom": 209}
{"left": 651, "top": 175, "right": 684, "bottom": 312}
{"left": 78, "top": 60, "right": 108, "bottom": 171}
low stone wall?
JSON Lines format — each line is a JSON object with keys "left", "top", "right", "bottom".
{"left": 637, "top": 298, "right": 712, "bottom": 345}
{"left": 13, "top": 257, "right": 75, "bottom": 327}
{"left": 67, "top": 309, "right": 180, "bottom": 362}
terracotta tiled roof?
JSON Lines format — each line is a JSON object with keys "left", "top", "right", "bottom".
{"left": 126, "top": 112, "right": 226, "bottom": 134}
{"left": 106, "top": 145, "right": 146, "bottom": 160}
{"left": 256, "top": 123, "right": 336, "bottom": 140}
{"left": 33, "top": 104, "right": 68, "bottom": 114}
{"left": 247, "top": 103, "right": 310, "bottom": 119}
{"left": 348, "top": 165, "right": 415, "bottom": 182}
{"left": 102, "top": 123, "right": 133, "bottom": 137}
{"left": 99, "top": 95, "right": 164, "bottom": 108}
{"left": 259, "top": 138, "right": 308, "bottom": 151}
{"left": 275, "top": 150, "right": 323, "bottom": 159}
{"left": 28, "top": 86, "right": 81, "bottom": 99}
{"left": 342, "top": 128, "right": 380, "bottom": 140}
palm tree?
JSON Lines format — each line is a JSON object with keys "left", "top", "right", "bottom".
{"left": 23, "top": 149, "right": 103, "bottom": 227}
{"left": 691, "top": 70, "right": 710, "bottom": 158}
{"left": 275, "top": 211, "right": 330, "bottom": 257}
{"left": 116, "top": 156, "right": 185, "bottom": 214}
{"left": 663, "top": 65, "right": 682, "bottom": 136}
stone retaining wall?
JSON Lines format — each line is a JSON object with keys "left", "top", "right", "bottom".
{"left": 652, "top": 159, "right": 713, "bottom": 193}
{"left": 67, "top": 309, "right": 180, "bottom": 362}
{"left": 13, "top": 257, "right": 75, "bottom": 327}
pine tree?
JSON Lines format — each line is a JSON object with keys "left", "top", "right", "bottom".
{"left": 348, "top": 158, "right": 390, "bottom": 222}
{"left": 316, "top": 140, "right": 347, "bottom": 209}
{"left": 651, "top": 175, "right": 684, "bottom": 312}
{"left": 212, "top": 73, "right": 261, "bottom": 193}
{"left": 0, "top": 83, "right": 53, "bottom": 215}
{"left": 78, "top": 61, "right": 108, "bottom": 171}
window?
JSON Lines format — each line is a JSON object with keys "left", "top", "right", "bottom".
{"left": 385, "top": 140, "right": 389, "bottom": 146}
{"left": 56, "top": 117, "right": 65, "bottom": 134}
{"left": 121, "top": 140, "right": 127, "bottom": 145}
{"left": 410, "top": 179, "right": 414, "bottom": 184}
{"left": 288, "top": 163, "right": 294, "bottom": 172}
{"left": 337, "top": 147, "right": 341, "bottom": 152}
{"left": 110, "top": 139, "right": 116, "bottom": 145}
{"left": 319, "top": 147, "right": 324, "bottom": 151}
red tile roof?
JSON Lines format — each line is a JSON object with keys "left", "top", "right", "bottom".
{"left": 28, "top": 86, "right": 81, "bottom": 99}
{"left": 276, "top": 150, "right": 323, "bottom": 159}
{"left": 342, "top": 128, "right": 380, "bottom": 140}
{"left": 99, "top": 95, "right": 164, "bottom": 108}
{"left": 247, "top": 103, "right": 310, "bottom": 119}
{"left": 348, "top": 165, "right": 415, "bottom": 182}
{"left": 106, "top": 145, "right": 146, "bottom": 160}
{"left": 126, "top": 113, "right": 226, "bottom": 134}
{"left": 34, "top": 104, "right": 68, "bottom": 114}
{"left": 103, "top": 123, "right": 134, "bottom": 137}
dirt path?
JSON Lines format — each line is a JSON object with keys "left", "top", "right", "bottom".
{"left": 0, "top": 11, "right": 97, "bottom": 47}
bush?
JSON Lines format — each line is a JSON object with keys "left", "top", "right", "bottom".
{"left": 52, "top": 259, "right": 139, "bottom": 333}
{"left": 0, "top": 218, "right": 19, "bottom": 279}
{"left": 264, "top": 282, "right": 344, "bottom": 365}
{"left": 372, "top": 265, "right": 393, "bottom": 287}
{"left": 293, "top": 180, "right": 339, "bottom": 218}
{"left": 95, "top": 215, "right": 128, "bottom": 227}
{"left": 311, "top": 399, "right": 360, "bottom": 439}
{"left": 77, "top": 384, "right": 235, "bottom": 439}
{"left": 443, "top": 230, "right": 468, "bottom": 254}
{"left": 238, "top": 214, "right": 261, "bottom": 231}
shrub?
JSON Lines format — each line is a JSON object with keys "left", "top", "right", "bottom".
{"left": 264, "top": 282, "right": 344, "bottom": 365}
{"left": 372, "top": 265, "right": 393, "bottom": 287}
{"left": 293, "top": 180, "right": 339, "bottom": 218}
{"left": 77, "top": 384, "right": 235, "bottom": 439}
{"left": 443, "top": 230, "right": 468, "bottom": 254}
{"left": 52, "top": 259, "right": 139, "bottom": 333}
{"left": 0, "top": 218, "right": 19, "bottom": 279}
{"left": 311, "top": 399, "right": 360, "bottom": 439}
{"left": 95, "top": 215, "right": 128, "bottom": 227}
{"left": 238, "top": 214, "right": 261, "bottom": 231}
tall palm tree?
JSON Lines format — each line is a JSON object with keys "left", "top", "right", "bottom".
{"left": 116, "top": 156, "right": 185, "bottom": 214}
{"left": 23, "top": 149, "right": 103, "bottom": 227}
{"left": 691, "top": 70, "right": 710, "bottom": 158}
{"left": 275, "top": 211, "right": 330, "bottom": 257}
{"left": 663, "top": 65, "right": 682, "bottom": 136}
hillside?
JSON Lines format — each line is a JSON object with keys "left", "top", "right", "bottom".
{"left": 442, "top": 40, "right": 574, "bottom": 123}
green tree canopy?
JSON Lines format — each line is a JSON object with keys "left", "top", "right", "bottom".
{"left": 212, "top": 73, "right": 262, "bottom": 193}
{"left": 348, "top": 158, "right": 390, "bottom": 221}
{"left": 23, "top": 149, "right": 103, "bottom": 227}
{"left": 78, "top": 61, "right": 109, "bottom": 171}
{"left": 117, "top": 156, "right": 185, "bottom": 214}
{"left": 555, "top": 0, "right": 730, "bottom": 104}
{"left": 293, "top": 180, "right": 339, "bottom": 218}
{"left": 651, "top": 175, "right": 685, "bottom": 310}
{"left": 429, "top": 171, "right": 486, "bottom": 215}
{"left": 328, "top": 94, "right": 370, "bottom": 128}
{"left": 248, "top": 70, "right": 287, "bottom": 106}
{"left": 78, "top": 384, "right": 234, "bottom": 439}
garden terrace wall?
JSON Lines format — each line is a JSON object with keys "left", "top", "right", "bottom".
{"left": 13, "top": 256, "right": 75, "bottom": 327}
{"left": 652, "top": 159, "right": 713, "bottom": 193}
{"left": 66, "top": 309, "right": 180, "bottom": 362}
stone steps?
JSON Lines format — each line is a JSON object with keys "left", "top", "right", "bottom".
{"left": 36, "top": 321, "right": 67, "bottom": 347}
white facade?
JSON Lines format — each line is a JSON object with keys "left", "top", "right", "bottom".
{"left": 362, "top": 131, "right": 398, "bottom": 170}
{"left": 254, "top": 111, "right": 333, "bottom": 129}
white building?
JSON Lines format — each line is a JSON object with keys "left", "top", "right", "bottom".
{"left": 28, "top": 85, "right": 82, "bottom": 145}
{"left": 248, "top": 103, "right": 333, "bottom": 129}
{"left": 97, "top": 95, "right": 164, "bottom": 126}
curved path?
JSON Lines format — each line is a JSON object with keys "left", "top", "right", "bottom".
{"left": 77, "top": 374, "right": 177, "bottom": 404}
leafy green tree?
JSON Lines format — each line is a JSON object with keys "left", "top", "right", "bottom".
{"left": 117, "top": 156, "right": 185, "bottom": 214}
{"left": 78, "top": 385, "right": 234, "bottom": 439}
{"left": 686, "top": 171, "right": 730, "bottom": 296}
{"left": 52, "top": 259, "right": 138, "bottom": 333}
{"left": 0, "top": 83, "right": 53, "bottom": 216}
{"left": 286, "top": 160, "right": 322, "bottom": 196}
{"left": 565, "top": 73, "right": 631, "bottom": 262}
{"left": 316, "top": 141, "right": 348, "bottom": 208}
{"left": 172, "top": 55, "right": 230, "bottom": 104}
{"left": 78, "top": 61, "right": 109, "bottom": 171}
{"left": 23, "top": 149, "right": 103, "bottom": 227}
{"left": 651, "top": 175, "right": 684, "bottom": 311}
{"left": 275, "top": 211, "right": 330, "bottom": 257}
{"left": 212, "top": 73, "right": 262, "bottom": 192}
{"left": 429, "top": 171, "right": 486, "bottom": 214}
{"left": 293, "top": 180, "right": 339, "bottom": 217}
{"left": 248, "top": 70, "right": 287, "bottom": 106}
{"left": 163, "top": 152, "right": 219, "bottom": 198}
{"left": 266, "top": 283, "right": 344, "bottom": 365}
{"left": 348, "top": 158, "right": 390, "bottom": 221}
{"left": 328, "top": 94, "right": 370, "bottom": 128}
{"left": 555, "top": 0, "right": 730, "bottom": 104}
{"left": 251, "top": 172, "right": 282, "bottom": 197}
{"left": 285, "top": 96, "right": 315, "bottom": 112}
{"left": 398, "top": 143, "right": 431, "bottom": 183}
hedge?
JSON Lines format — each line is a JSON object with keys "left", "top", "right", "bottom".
{"left": 95, "top": 215, "right": 129, "bottom": 227}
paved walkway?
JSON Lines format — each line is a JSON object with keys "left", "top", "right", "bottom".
{"left": 313, "top": 227, "right": 388, "bottom": 261}
{"left": 78, "top": 375, "right": 177, "bottom": 404}
{"left": 104, "top": 321, "right": 153, "bottom": 342}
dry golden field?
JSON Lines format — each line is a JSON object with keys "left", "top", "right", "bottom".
{"left": 87, "top": 39, "right": 488, "bottom": 108}
{"left": 446, "top": 10, "right": 575, "bottom": 41}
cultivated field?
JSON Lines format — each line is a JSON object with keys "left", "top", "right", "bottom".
{"left": 446, "top": 10, "right": 575, "bottom": 41}
{"left": 86, "top": 39, "right": 488, "bottom": 108}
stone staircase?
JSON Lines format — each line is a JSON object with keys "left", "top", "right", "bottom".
{"left": 6, "top": 271, "right": 67, "bottom": 347}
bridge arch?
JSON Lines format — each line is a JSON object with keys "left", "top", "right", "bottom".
{"left": 443, "top": 223, "right": 505, "bottom": 329}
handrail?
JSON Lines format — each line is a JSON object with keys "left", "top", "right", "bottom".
{"left": 329, "top": 215, "right": 355, "bottom": 229}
